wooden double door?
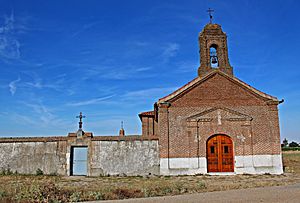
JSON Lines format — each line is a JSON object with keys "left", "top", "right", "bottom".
{"left": 207, "top": 135, "right": 234, "bottom": 172}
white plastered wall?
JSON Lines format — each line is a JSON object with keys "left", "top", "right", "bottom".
{"left": 160, "top": 154, "right": 283, "bottom": 175}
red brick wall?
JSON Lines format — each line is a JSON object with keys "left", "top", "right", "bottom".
{"left": 158, "top": 74, "right": 281, "bottom": 159}
{"left": 141, "top": 117, "right": 157, "bottom": 137}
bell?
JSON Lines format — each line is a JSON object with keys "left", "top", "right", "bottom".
{"left": 211, "top": 56, "right": 218, "bottom": 64}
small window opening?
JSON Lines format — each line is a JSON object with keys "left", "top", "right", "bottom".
{"left": 210, "top": 45, "right": 218, "bottom": 68}
{"left": 210, "top": 146, "right": 215, "bottom": 154}
{"left": 224, "top": 146, "right": 229, "bottom": 154}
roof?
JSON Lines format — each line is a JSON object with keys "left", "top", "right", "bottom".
{"left": 138, "top": 110, "right": 155, "bottom": 121}
{"left": 139, "top": 111, "right": 155, "bottom": 116}
{"left": 158, "top": 70, "right": 278, "bottom": 104}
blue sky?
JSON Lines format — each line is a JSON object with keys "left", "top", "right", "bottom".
{"left": 0, "top": 0, "right": 299, "bottom": 142}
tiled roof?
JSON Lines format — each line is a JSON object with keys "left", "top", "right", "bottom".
{"left": 0, "top": 136, "right": 68, "bottom": 143}
{"left": 138, "top": 110, "right": 155, "bottom": 121}
{"left": 139, "top": 111, "right": 155, "bottom": 116}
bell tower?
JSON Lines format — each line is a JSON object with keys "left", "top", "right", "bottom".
{"left": 198, "top": 10, "right": 233, "bottom": 77}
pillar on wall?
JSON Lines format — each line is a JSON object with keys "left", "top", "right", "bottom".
{"left": 119, "top": 121, "right": 125, "bottom": 137}
{"left": 119, "top": 128, "right": 125, "bottom": 136}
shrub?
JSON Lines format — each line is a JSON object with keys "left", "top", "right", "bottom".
{"left": 36, "top": 168, "right": 44, "bottom": 176}
{"left": 69, "top": 192, "right": 81, "bottom": 202}
{"left": 289, "top": 142, "right": 299, "bottom": 147}
{"left": 0, "top": 190, "right": 7, "bottom": 198}
{"left": 89, "top": 191, "right": 104, "bottom": 200}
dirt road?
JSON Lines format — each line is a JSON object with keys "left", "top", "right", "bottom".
{"left": 86, "top": 183, "right": 300, "bottom": 203}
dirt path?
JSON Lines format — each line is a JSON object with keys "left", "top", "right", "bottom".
{"left": 85, "top": 183, "right": 300, "bottom": 203}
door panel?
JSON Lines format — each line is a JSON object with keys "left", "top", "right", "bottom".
{"left": 71, "top": 147, "right": 88, "bottom": 176}
{"left": 207, "top": 135, "right": 234, "bottom": 172}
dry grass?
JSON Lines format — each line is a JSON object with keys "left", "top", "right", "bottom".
{"left": 0, "top": 151, "right": 299, "bottom": 203}
{"left": 283, "top": 151, "right": 300, "bottom": 174}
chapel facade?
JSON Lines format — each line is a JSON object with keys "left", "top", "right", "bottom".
{"left": 139, "top": 23, "right": 283, "bottom": 175}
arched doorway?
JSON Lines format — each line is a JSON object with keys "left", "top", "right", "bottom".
{"left": 207, "top": 134, "right": 234, "bottom": 172}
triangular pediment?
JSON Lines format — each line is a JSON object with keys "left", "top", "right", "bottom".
{"left": 186, "top": 107, "right": 252, "bottom": 122}
{"left": 158, "top": 70, "right": 278, "bottom": 104}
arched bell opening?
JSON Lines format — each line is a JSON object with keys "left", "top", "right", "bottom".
{"left": 206, "top": 134, "right": 234, "bottom": 173}
{"left": 209, "top": 44, "right": 219, "bottom": 68}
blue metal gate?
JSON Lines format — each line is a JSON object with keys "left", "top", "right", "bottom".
{"left": 71, "top": 147, "right": 88, "bottom": 175}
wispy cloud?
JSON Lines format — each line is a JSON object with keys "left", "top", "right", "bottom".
{"left": 8, "top": 76, "right": 21, "bottom": 95}
{"left": 123, "top": 87, "right": 177, "bottom": 101}
{"left": 21, "top": 102, "right": 57, "bottom": 125}
{"left": 20, "top": 71, "right": 68, "bottom": 93}
{"left": 8, "top": 101, "right": 73, "bottom": 132}
{"left": 83, "top": 65, "right": 154, "bottom": 80}
{"left": 0, "top": 12, "right": 22, "bottom": 60}
{"left": 161, "top": 43, "right": 180, "bottom": 63}
{"left": 10, "top": 112, "right": 36, "bottom": 125}
{"left": 24, "top": 78, "right": 64, "bottom": 91}
{"left": 67, "top": 95, "right": 115, "bottom": 106}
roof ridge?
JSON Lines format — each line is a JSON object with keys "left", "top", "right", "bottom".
{"left": 158, "top": 70, "right": 278, "bottom": 104}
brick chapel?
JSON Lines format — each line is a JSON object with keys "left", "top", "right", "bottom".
{"left": 0, "top": 18, "right": 283, "bottom": 177}
{"left": 139, "top": 22, "right": 283, "bottom": 175}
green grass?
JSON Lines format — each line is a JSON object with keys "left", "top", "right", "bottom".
{"left": 282, "top": 147, "right": 300, "bottom": 151}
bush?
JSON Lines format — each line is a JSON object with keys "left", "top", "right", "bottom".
{"left": 289, "top": 142, "right": 299, "bottom": 147}
{"left": 89, "top": 191, "right": 104, "bottom": 200}
{"left": 36, "top": 168, "right": 44, "bottom": 176}
{"left": 0, "top": 190, "right": 7, "bottom": 198}
{"left": 70, "top": 192, "right": 82, "bottom": 202}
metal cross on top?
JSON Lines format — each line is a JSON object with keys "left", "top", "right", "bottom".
{"left": 207, "top": 8, "right": 214, "bottom": 24}
{"left": 76, "top": 112, "right": 86, "bottom": 130}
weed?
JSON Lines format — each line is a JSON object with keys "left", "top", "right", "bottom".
{"left": 89, "top": 191, "right": 104, "bottom": 200}
{"left": 0, "top": 168, "right": 13, "bottom": 175}
{"left": 0, "top": 190, "right": 7, "bottom": 198}
{"left": 69, "top": 192, "right": 81, "bottom": 202}
{"left": 36, "top": 168, "right": 44, "bottom": 176}
{"left": 197, "top": 181, "right": 206, "bottom": 189}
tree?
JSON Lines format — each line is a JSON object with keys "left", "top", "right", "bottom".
{"left": 283, "top": 138, "right": 288, "bottom": 147}
{"left": 289, "top": 141, "right": 299, "bottom": 147}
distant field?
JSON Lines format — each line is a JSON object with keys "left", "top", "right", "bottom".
{"left": 0, "top": 151, "right": 299, "bottom": 203}
{"left": 283, "top": 151, "right": 300, "bottom": 174}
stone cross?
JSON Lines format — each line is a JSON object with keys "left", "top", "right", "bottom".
{"left": 207, "top": 8, "right": 214, "bottom": 24}
{"left": 76, "top": 112, "right": 86, "bottom": 130}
